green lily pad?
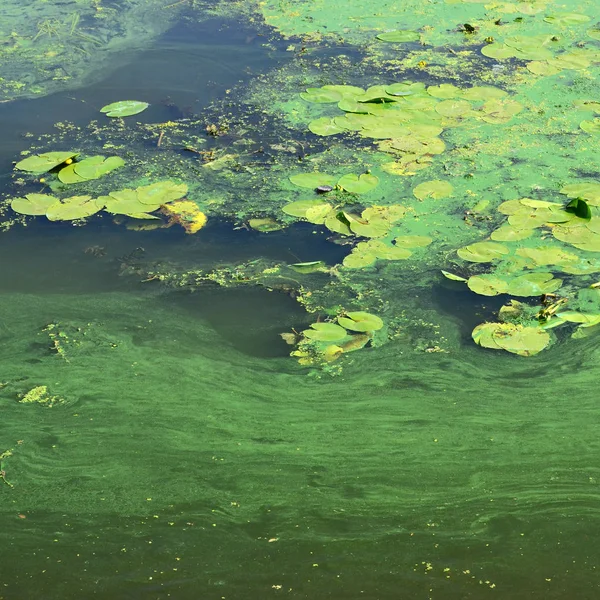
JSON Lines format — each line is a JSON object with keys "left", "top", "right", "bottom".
{"left": 325, "top": 211, "right": 353, "bottom": 235}
{"left": 427, "top": 84, "right": 461, "bottom": 99}
{"left": 588, "top": 27, "right": 600, "bottom": 40}
{"left": 457, "top": 241, "right": 510, "bottom": 263}
{"left": 303, "top": 322, "right": 348, "bottom": 342}
{"left": 289, "top": 173, "right": 337, "bottom": 189}
{"left": 516, "top": 245, "right": 578, "bottom": 266}
{"left": 15, "top": 151, "right": 79, "bottom": 173}
{"left": 282, "top": 199, "right": 332, "bottom": 219}
{"left": 10, "top": 193, "right": 59, "bottom": 215}
{"left": 560, "top": 182, "right": 600, "bottom": 204}
{"left": 460, "top": 86, "right": 508, "bottom": 101}
{"left": 338, "top": 311, "right": 383, "bottom": 332}
{"left": 72, "top": 155, "right": 125, "bottom": 180}
{"left": 100, "top": 100, "right": 149, "bottom": 118}
{"left": 376, "top": 30, "right": 419, "bottom": 42}
{"left": 472, "top": 323, "right": 503, "bottom": 349}
{"left": 343, "top": 251, "right": 378, "bottom": 269}
{"left": 57, "top": 163, "right": 87, "bottom": 184}
{"left": 337, "top": 173, "right": 379, "bottom": 194}
{"left": 492, "top": 324, "right": 551, "bottom": 356}
{"left": 527, "top": 61, "right": 561, "bottom": 76}
{"left": 490, "top": 225, "right": 535, "bottom": 242}
{"left": 137, "top": 181, "right": 188, "bottom": 205}
{"left": 507, "top": 272, "right": 563, "bottom": 296}
{"left": 289, "top": 261, "right": 327, "bottom": 274}
{"left": 349, "top": 216, "right": 390, "bottom": 238}
{"left": 580, "top": 118, "right": 600, "bottom": 134}
{"left": 544, "top": 13, "right": 590, "bottom": 26}
{"left": 46, "top": 195, "right": 104, "bottom": 221}
{"left": 248, "top": 218, "right": 283, "bottom": 232}
{"left": 481, "top": 43, "right": 516, "bottom": 60}
{"left": 434, "top": 99, "right": 472, "bottom": 118}
{"left": 413, "top": 180, "right": 453, "bottom": 200}
{"left": 102, "top": 189, "right": 160, "bottom": 215}
{"left": 308, "top": 117, "right": 346, "bottom": 136}
{"left": 467, "top": 274, "right": 509, "bottom": 296}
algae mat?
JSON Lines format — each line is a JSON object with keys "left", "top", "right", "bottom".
{"left": 2, "top": 0, "right": 600, "bottom": 598}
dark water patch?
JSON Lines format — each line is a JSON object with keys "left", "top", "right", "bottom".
{"left": 0, "top": 17, "right": 288, "bottom": 171}
{"left": 0, "top": 220, "right": 348, "bottom": 295}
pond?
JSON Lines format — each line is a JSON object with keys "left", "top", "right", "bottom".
{"left": 1, "top": 1, "right": 600, "bottom": 598}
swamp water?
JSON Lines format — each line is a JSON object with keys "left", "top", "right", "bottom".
{"left": 2, "top": 2, "right": 600, "bottom": 599}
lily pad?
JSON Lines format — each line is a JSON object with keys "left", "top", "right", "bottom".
{"left": 560, "top": 182, "right": 600, "bottom": 204}
{"left": 282, "top": 199, "right": 332, "bottom": 219}
{"left": 300, "top": 87, "right": 343, "bottom": 103}
{"left": 102, "top": 189, "right": 160, "bottom": 215}
{"left": 492, "top": 324, "right": 551, "bottom": 356}
{"left": 15, "top": 151, "right": 79, "bottom": 173}
{"left": 338, "top": 311, "right": 383, "bottom": 332}
{"left": 303, "top": 322, "right": 348, "bottom": 342}
{"left": 468, "top": 274, "right": 509, "bottom": 296}
{"left": 10, "top": 193, "right": 59, "bottom": 215}
{"left": 46, "top": 195, "right": 104, "bottom": 221}
{"left": 507, "top": 272, "right": 562, "bottom": 296}
{"left": 248, "top": 218, "right": 283, "bottom": 232}
{"left": 137, "top": 181, "right": 188, "bottom": 205}
{"left": 457, "top": 241, "right": 510, "bottom": 263}
{"left": 72, "top": 156, "right": 125, "bottom": 180}
{"left": 544, "top": 13, "right": 590, "bottom": 26}
{"left": 337, "top": 173, "right": 379, "bottom": 194}
{"left": 580, "top": 118, "right": 600, "bottom": 134}
{"left": 100, "top": 100, "right": 149, "bottom": 118}
{"left": 348, "top": 216, "right": 390, "bottom": 238}
{"left": 393, "top": 235, "right": 432, "bottom": 248}
{"left": 413, "top": 180, "right": 453, "bottom": 200}
{"left": 289, "top": 173, "right": 337, "bottom": 189}
{"left": 308, "top": 117, "right": 346, "bottom": 136}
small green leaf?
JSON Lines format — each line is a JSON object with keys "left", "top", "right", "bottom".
{"left": 338, "top": 311, "right": 384, "bottom": 332}
{"left": 376, "top": 30, "right": 419, "bottom": 42}
{"left": 100, "top": 100, "right": 149, "bottom": 118}
{"left": 566, "top": 197, "right": 592, "bottom": 220}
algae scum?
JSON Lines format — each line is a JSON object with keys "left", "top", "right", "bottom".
{"left": 2, "top": 0, "right": 600, "bottom": 598}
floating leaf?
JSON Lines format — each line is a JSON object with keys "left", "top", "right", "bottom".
{"left": 290, "top": 261, "right": 326, "bottom": 274}
{"left": 289, "top": 173, "right": 337, "bottom": 189}
{"left": 457, "top": 241, "right": 510, "bottom": 263}
{"left": 413, "top": 180, "right": 453, "bottom": 200}
{"left": 565, "top": 197, "right": 592, "bottom": 220}
{"left": 303, "top": 322, "right": 348, "bottom": 342}
{"left": 343, "top": 251, "right": 378, "bottom": 269}
{"left": 46, "top": 195, "right": 104, "bottom": 221}
{"left": 282, "top": 199, "right": 332, "bottom": 219}
{"left": 492, "top": 324, "right": 550, "bottom": 356}
{"left": 376, "top": 30, "right": 419, "bottom": 42}
{"left": 10, "top": 193, "right": 59, "bottom": 215}
{"left": 308, "top": 117, "right": 346, "bottom": 136}
{"left": 393, "top": 235, "right": 432, "bottom": 248}
{"left": 580, "top": 118, "right": 600, "bottom": 134}
{"left": 58, "top": 163, "right": 87, "bottom": 184}
{"left": 435, "top": 99, "right": 472, "bottom": 118}
{"left": 161, "top": 201, "right": 207, "bottom": 234}
{"left": 560, "top": 182, "right": 600, "bottom": 204}
{"left": 472, "top": 323, "right": 502, "bottom": 349}
{"left": 527, "top": 61, "right": 561, "bottom": 76}
{"left": 468, "top": 274, "right": 509, "bottom": 296}
{"left": 248, "top": 218, "right": 283, "bottom": 232}
{"left": 15, "top": 151, "right": 79, "bottom": 173}
{"left": 102, "top": 189, "right": 159, "bottom": 215}
{"left": 441, "top": 270, "right": 467, "bottom": 282}
{"left": 100, "top": 100, "right": 149, "bottom": 118}
{"left": 544, "top": 13, "right": 590, "bottom": 26}
{"left": 349, "top": 216, "right": 390, "bottom": 238}
{"left": 325, "top": 211, "right": 352, "bottom": 235}
{"left": 73, "top": 155, "right": 125, "bottom": 180}
{"left": 427, "top": 84, "right": 461, "bottom": 99}
{"left": 490, "top": 225, "right": 535, "bottom": 242}
{"left": 516, "top": 245, "right": 578, "bottom": 266}
{"left": 338, "top": 311, "right": 383, "bottom": 332}
{"left": 337, "top": 173, "right": 379, "bottom": 194}
{"left": 137, "top": 181, "right": 187, "bottom": 205}
{"left": 507, "top": 272, "right": 562, "bottom": 296}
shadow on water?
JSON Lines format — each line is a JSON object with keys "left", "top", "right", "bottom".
{"left": 0, "top": 16, "right": 288, "bottom": 171}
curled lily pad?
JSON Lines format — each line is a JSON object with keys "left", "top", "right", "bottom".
{"left": 290, "top": 261, "right": 326, "bottom": 274}
{"left": 338, "top": 311, "right": 383, "bottom": 332}
{"left": 337, "top": 173, "right": 379, "bottom": 194}
{"left": 289, "top": 173, "right": 337, "bottom": 189}
{"left": 11, "top": 193, "right": 59, "bottom": 215}
{"left": 46, "top": 195, "right": 104, "bottom": 221}
{"left": 413, "top": 180, "right": 453, "bottom": 200}
{"left": 303, "top": 322, "right": 348, "bottom": 342}
{"left": 441, "top": 270, "right": 467, "bottom": 282}
{"left": 376, "top": 30, "right": 419, "bottom": 42}
{"left": 100, "top": 100, "right": 149, "bottom": 118}
{"left": 15, "top": 151, "right": 79, "bottom": 173}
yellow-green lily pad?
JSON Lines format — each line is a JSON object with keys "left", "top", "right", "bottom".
{"left": 10, "top": 193, "right": 58, "bottom": 215}
{"left": 46, "top": 195, "right": 104, "bottom": 221}
{"left": 303, "top": 322, "right": 348, "bottom": 342}
{"left": 413, "top": 180, "right": 453, "bottom": 200}
{"left": 338, "top": 311, "right": 383, "bottom": 332}
{"left": 15, "top": 151, "right": 79, "bottom": 173}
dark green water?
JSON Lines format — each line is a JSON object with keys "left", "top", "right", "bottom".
{"left": 2, "top": 11, "right": 600, "bottom": 600}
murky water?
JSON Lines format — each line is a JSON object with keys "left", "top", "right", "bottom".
{"left": 2, "top": 4, "right": 600, "bottom": 600}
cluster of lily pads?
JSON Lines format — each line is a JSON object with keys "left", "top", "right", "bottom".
{"left": 442, "top": 183, "right": 600, "bottom": 355}
{"left": 15, "top": 151, "right": 125, "bottom": 185}
{"left": 288, "top": 311, "right": 384, "bottom": 365}
{"left": 300, "top": 82, "right": 523, "bottom": 175}
{"left": 10, "top": 181, "right": 189, "bottom": 222}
